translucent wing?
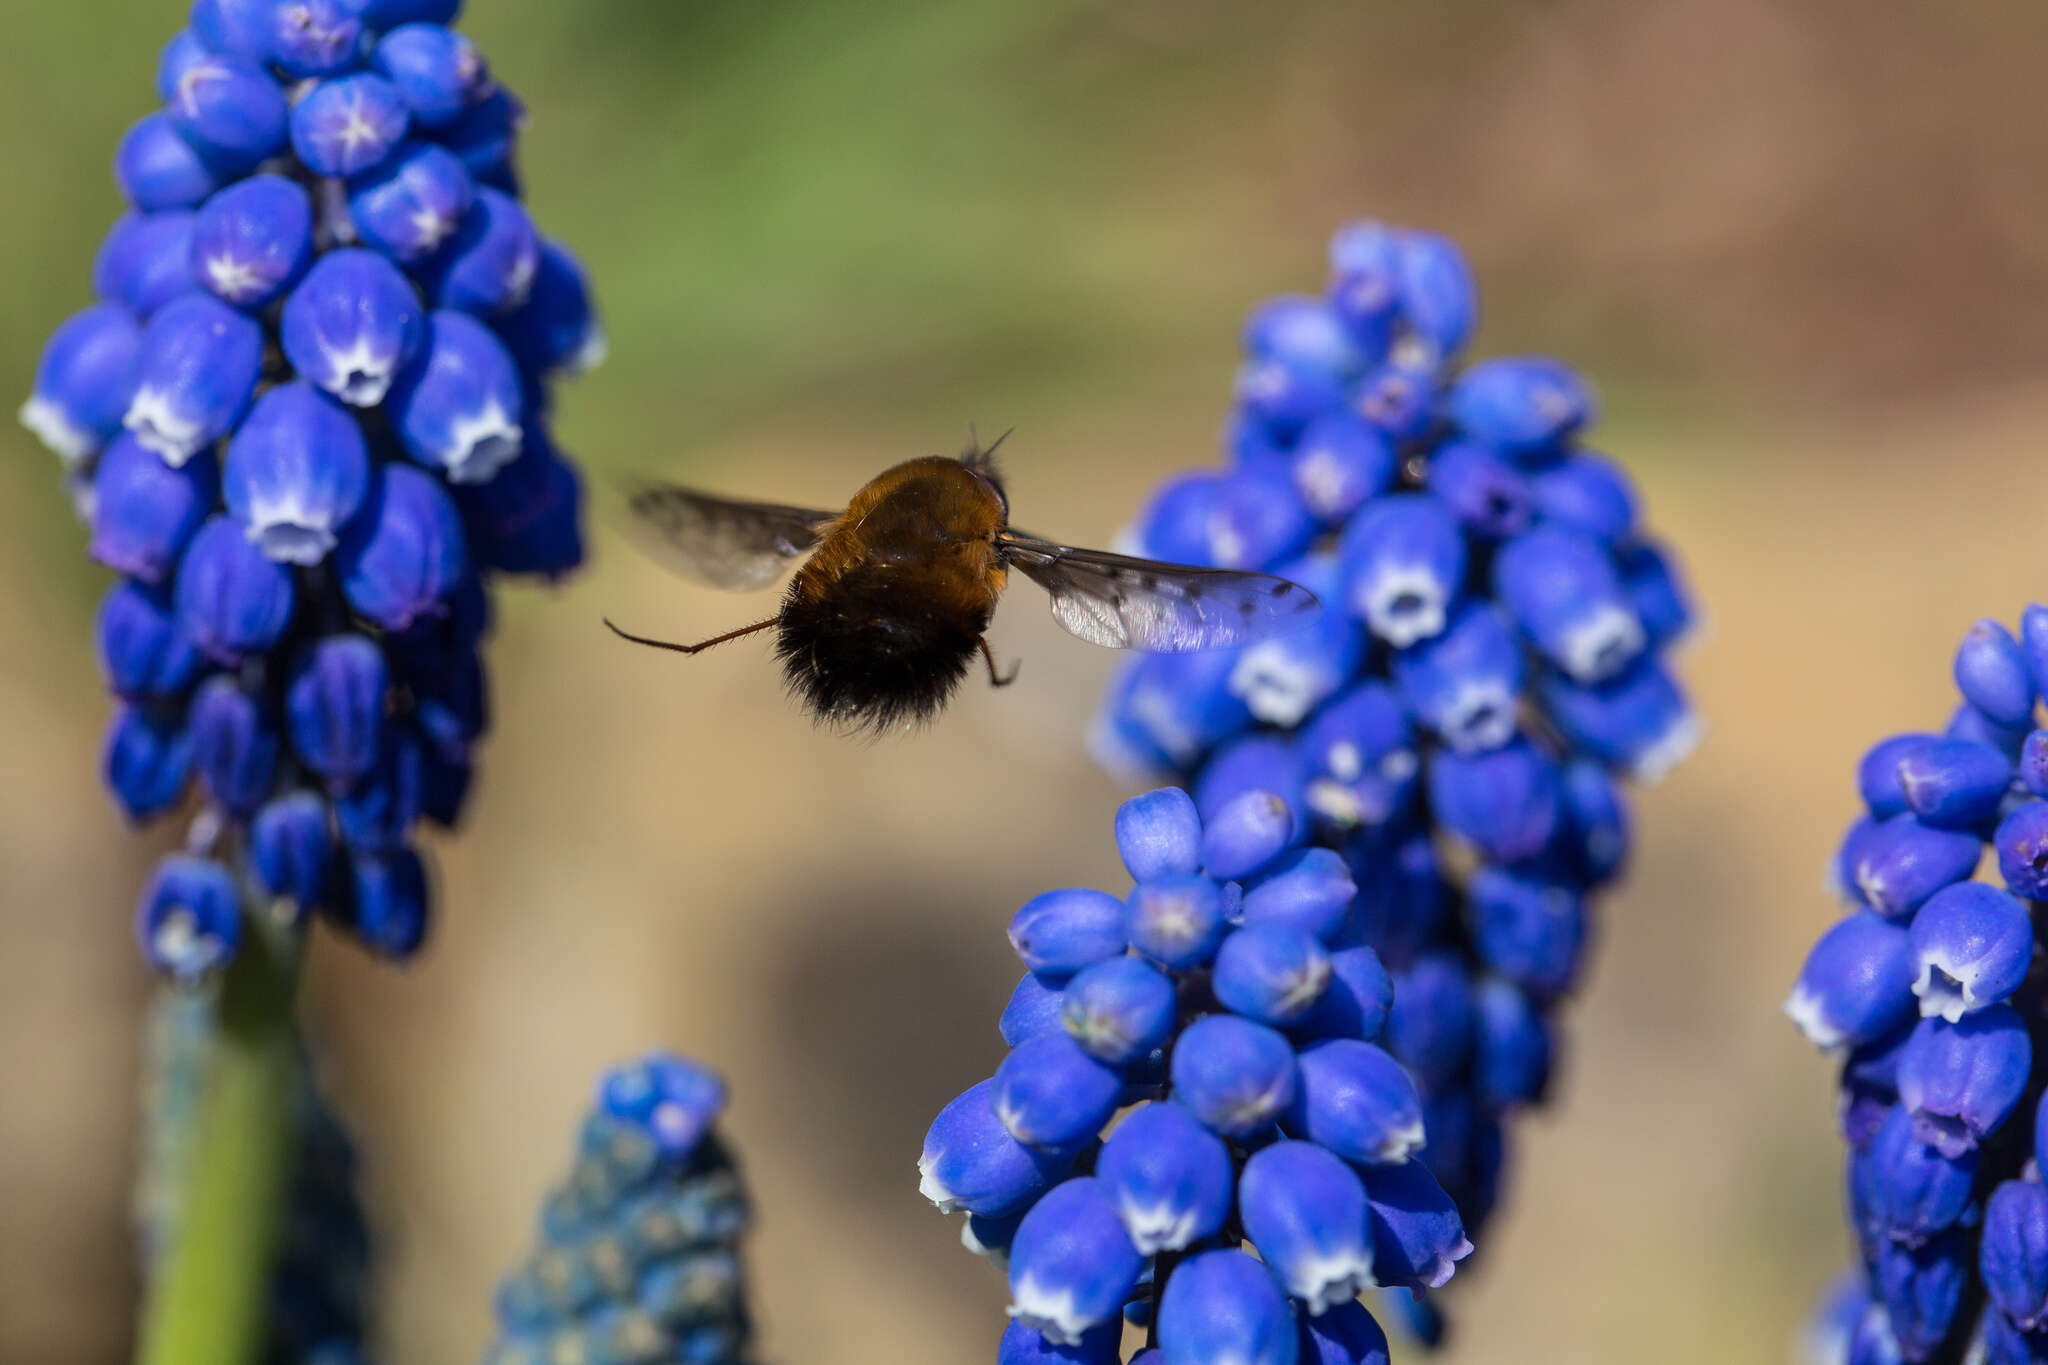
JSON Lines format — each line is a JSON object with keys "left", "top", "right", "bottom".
{"left": 1000, "top": 532, "right": 1321, "bottom": 652}
{"left": 624, "top": 482, "right": 838, "bottom": 591}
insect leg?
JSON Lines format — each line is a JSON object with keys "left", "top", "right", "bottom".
{"left": 602, "top": 616, "right": 779, "bottom": 655}
{"left": 978, "top": 637, "right": 1020, "bottom": 688}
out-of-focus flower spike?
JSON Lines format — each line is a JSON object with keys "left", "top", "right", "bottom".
{"left": 21, "top": 304, "right": 142, "bottom": 464}
{"left": 117, "top": 113, "right": 226, "bottom": 212}
{"left": 1493, "top": 525, "right": 1644, "bottom": 684}
{"left": 135, "top": 853, "right": 240, "bottom": 980}
{"left": 95, "top": 212, "right": 199, "bottom": 320}
{"left": 1338, "top": 493, "right": 1465, "bottom": 648}
{"left": 188, "top": 675, "right": 281, "bottom": 820}
{"left": 249, "top": 790, "right": 334, "bottom": 920}
{"left": 1426, "top": 440, "right": 1532, "bottom": 540}
{"left": 98, "top": 578, "right": 204, "bottom": 699}
{"left": 105, "top": 703, "right": 194, "bottom": 822}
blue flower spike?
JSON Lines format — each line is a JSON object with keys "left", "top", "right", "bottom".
{"left": 23, "top": 0, "right": 598, "bottom": 979}
{"left": 1791, "top": 611, "right": 2048, "bottom": 1359}
{"left": 485, "top": 1053, "right": 755, "bottom": 1365}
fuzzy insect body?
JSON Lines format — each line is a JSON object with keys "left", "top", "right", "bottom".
{"left": 612, "top": 438, "right": 1321, "bottom": 731}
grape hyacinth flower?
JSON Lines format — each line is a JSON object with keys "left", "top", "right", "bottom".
{"left": 1086, "top": 220, "right": 1699, "bottom": 1338}
{"left": 485, "top": 1053, "right": 757, "bottom": 1365}
{"left": 1788, "top": 610, "right": 2048, "bottom": 1363}
{"left": 20, "top": 0, "right": 602, "bottom": 976}
{"left": 923, "top": 787, "right": 1468, "bottom": 1361}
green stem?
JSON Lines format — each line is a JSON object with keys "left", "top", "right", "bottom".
{"left": 136, "top": 918, "right": 302, "bottom": 1365}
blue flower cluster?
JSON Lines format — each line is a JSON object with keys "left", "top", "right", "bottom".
{"left": 138, "top": 990, "right": 374, "bottom": 1365}
{"left": 1088, "top": 220, "right": 1697, "bottom": 1324}
{"left": 921, "top": 786, "right": 1466, "bottom": 1364}
{"left": 486, "top": 1053, "right": 755, "bottom": 1365}
{"left": 21, "top": 0, "right": 600, "bottom": 975}
{"left": 1789, "top": 612, "right": 2048, "bottom": 1364}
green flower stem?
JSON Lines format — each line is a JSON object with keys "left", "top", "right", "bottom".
{"left": 136, "top": 916, "right": 303, "bottom": 1365}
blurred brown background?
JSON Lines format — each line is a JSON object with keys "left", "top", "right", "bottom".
{"left": 6, "top": 1, "right": 2048, "bottom": 1361}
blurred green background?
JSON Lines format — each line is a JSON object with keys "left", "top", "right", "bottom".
{"left": 8, "top": 1, "right": 2048, "bottom": 1362}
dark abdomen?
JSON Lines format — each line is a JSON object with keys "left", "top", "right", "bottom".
{"left": 775, "top": 564, "right": 991, "bottom": 731}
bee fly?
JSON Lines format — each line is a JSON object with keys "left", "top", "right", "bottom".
{"left": 607, "top": 432, "right": 1321, "bottom": 731}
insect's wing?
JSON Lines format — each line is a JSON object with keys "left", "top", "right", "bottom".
{"left": 624, "top": 482, "right": 839, "bottom": 591}
{"left": 1000, "top": 532, "right": 1322, "bottom": 652}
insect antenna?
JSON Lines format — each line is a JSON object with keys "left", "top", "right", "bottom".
{"left": 602, "top": 616, "right": 779, "bottom": 656}
{"left": 961, "top": 424, "right": 1016, "bottom": 476}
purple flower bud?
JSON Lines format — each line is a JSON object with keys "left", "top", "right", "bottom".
{"left": 993, "top": 1034, "right": 1122, "bottom": 1150}
{"left": 1849, "top": 814, "right": 1983, "bottom": 920}
{"left": 94, "top": 212, "right": 198, "bottom": 321}
{"left": 1948, "top": 701, "right": 2030, "bottom": 761}
{"left": 1325, "top": 223, "right": 1400, "bottom": 357}
{"left": 1297, "top": 683, "right": 1418, "bottom": 830}
{"left": 1448, "top": 356, "right": 1593, "bottom": 458}
{"left": 1995, "top": 800, "right": 2048, "bottom": 899}
{"left": 1338, "top": 493, "right": 1464, "bottom": 648}
{"left": 1284, "top": 1038, "right": 1423, "bottom": 1164}
{"left": 355, "top": 0, "right": 461, "bottom": 25}
{"left": 1299, "top": 1301, "right": 1391, "bottom": 1365}
{"left": 1846, "top": 1303, "right": 1905, "bottom": 1365}
{"left": 136, "top": 853, "right": 240, "bottom": 980}
{"left": 124, "top": 292, "right": 264, "bottom": 464}
{"left": 1008, "top": 887, "right": 1126, "bottom": 979}
{"left": 1115, "top": 787, "right": 1202, "bottom": 882}
{"left": 346, "top": 846, "right": 430, "bottom": 959}
{"left": 1555, "top": 758, "right": 1630, "bottom": 885}
{"left": 1245, "top": 295, "right": 1361, "bottom": 379}
{"left": 189, "top": 675, "right": 280, "bottom": 819}
{"left": 279, "top": 248, "right": 425, "bottom": 408}
{"left": 373, "top": 22, "right": 491, "bottom": 126}
{"left": 1235, "top": 357, "right": 1344, "bottom": 436}
{"left": 191, "top": 0, "right": 277, "bottom": 61}
{"left": 249, "top": 791, "right": 334, "bottom": 918}
{"left": 1126, "top": 877, "right": 1228, "bottom": 970}
{"left": 1006, "top": 1178, "right": 1143, "bottom": 1347}
{"left": 1527, "top": 451, "right": 1638, "bottom": 542}
{"left": 164, "top": 55, "right": 287, "bottom": 174}
{"left": 1383, "top": 953, "right": 1476, "bottom": 1090}
{"left": 223, "top": 381, "right": 371, "bottom": 563}
{"left": 174, "top": 515, "right": 297, "bottom": 663}
{"left": 500, "top": 240, "right": 604, "bottom": 377}
{"left": 97, "top": 579, "right": 203, "bottom": 699}
{"left": 417, "top": 188, "right": 539, "bottom": 316}
{"left": 1898, "top": 1007, "right": 2032, "bottom": 1156}
{"left": 1214, "top": 924, "right": 1332, "bottom": 1027}
{"left": 1909, "top": 882, "right": 2033, "bottom": 1021}
{"left": 1474, "top": 977, "right": 1553, "bottom": 1109}
{"left": 418, "top": 744, "right": 471, "bottom": 828}
{"left": 1359, "top": 1159, "right": 1473, "bottom": 1290}
{"left": 1426, "top": 440, "right": 1532, "bottom": 538}
{"left": 348, "top": 140, "right": 474, "bottom": 262}
{"left": 116, "top": 113, "right": 225, "bottom": 212}
{"left": 1495, "top": 526, "right": 1643, "bottom": 684}
{"left": 335, "top": 464, "right": 468, "bottom": 630}
{"left": 334, "top": 727, "right": 425, "bottom": 850}
{"left": 1002, "top": 972, "right": 1067, "bottom": 1048}
{"left": 1957, "top": 620, "right": 2037, "bottom": 729}
{"left": 1859, "top": 1105, "right": 1977, "bottom": 1248}
{"left": 1239, "top": 1140, "right": 1375, "bottom": 1312}
{"left": 104, "top": 704, "right": 193, "bottom": 821}
{"left": 1870, "top": 1233, "right": 1969, "bottom": 1361}
{"left": 1196, "top": 735, "right": 1309, "bottom": 827}
{"left": 2022, "top": 605, "right": 2048, "bottom": 702}
{"left": 1228, "top": 599, "right": 1365, "bottom": 729}
{"left": 437, "top": 86, "right": 523, "bottom": 190}
{"left": 1618, "top": 538, "right": 1694, "bottom": 650}
{"left": 1203, "top": 790, "right": 1297, "bottom": 880}
{"left": 1289, "top": 412, "right": 1396, "bottom": 523}
{"left": 289, "top": 72, "right": 411, "bottom": 177}
{"left": 1537, "top": 657, "right": 1700, "bottom": 782}
{"left": 2022, "top": 733, "right": 2048, "bottom": 799}
{"left": 384, "top": 309, "right": 523, "bottom": 482}
{"left": 1985, "top": 1180, "right": 2048, "bottom": 1330}
{"left": 1095, "top": 1100, "right": 1232, "bottom": 1254}
{"left": 1393, "top": 229, "right": 1477, "bottom": 359}
{"left": 157, "top": 29, "right": 215, "bottom": 103}
{"left": 1157, "top": 1249, "right": 1299, "bottom": 1365}
{"left": 1241, "top": 848, "right": 1355, "bottom": 943}
{"left": 1061, "top": 958, "right": 1175, "bottom": 1065}
{"left": 1299, "top": 947, "right": 1393, "bottom": 1044}
{"left": 1862, "top": 734, "right": 1938, "bottom": 819}
{"left": 1392, "top": 603, "right": 1523, "bottom": 753}
{"left": 1172, "top": 1014, "right": 1298, "bottom": 1138}
{"left": 286, "top": 634, "right": 390, "bottom": 787}
{"left": 1897, "top": 739, "right": 2013, "bottom": 831}
{"left": 1091, "top": 650, "right": 1254, "bottom": 778}
{"left": 1353, "top": 360, "right": 1437, "bottom": 441}
{"left": 1787, "top": 911, "right": 1918, "bottom": 1052}
{"left": 89, "top": 435, "right": 218, "bottom": 582}
{"left": 1428, "top": 741, "right": 1560, "bottom": 864}
{"left": 997, "top": 1320, "right": 1120, "bottom": 1365}
{"left": 21, "top": 304, "right": 142, "bottom": 463}
{"left": 265, "top": 0, "right": 363, "bottom": 77}
{"left": 461, "top": 435, "right": 583, "bottom": 577}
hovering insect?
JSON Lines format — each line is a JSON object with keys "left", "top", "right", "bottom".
{"left": 607, "top": 433, "right": 1322, "bottom": 731}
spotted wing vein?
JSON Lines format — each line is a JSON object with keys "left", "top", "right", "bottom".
{"left": 1001, "top": 534, "right": 1321, "bottom": 653}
